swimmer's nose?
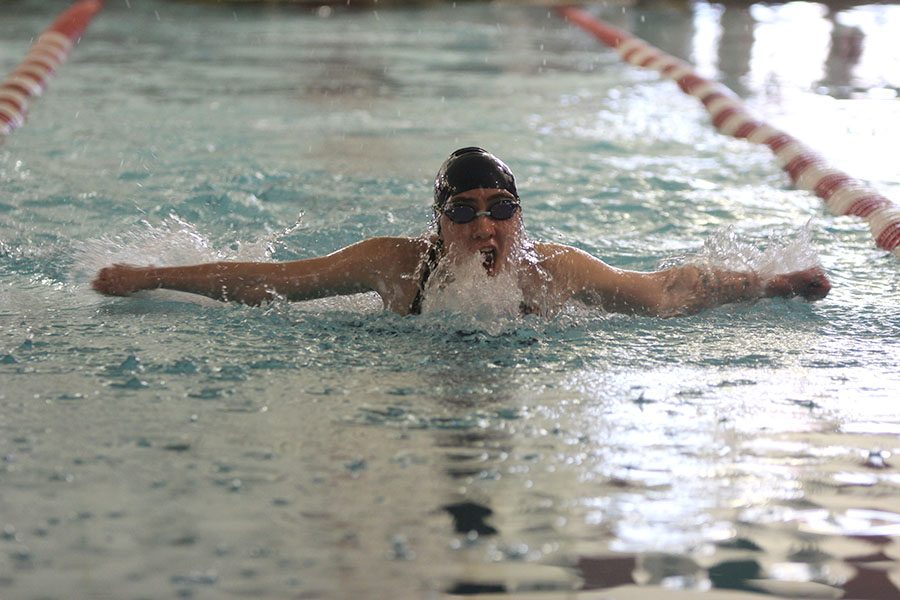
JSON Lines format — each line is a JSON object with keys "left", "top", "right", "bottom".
{"left": 471, "top": 214, "right": 495, "bottom": 239}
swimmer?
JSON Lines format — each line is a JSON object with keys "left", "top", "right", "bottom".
{"left": 92, "top": 147, "right": 830, "bottom": 317}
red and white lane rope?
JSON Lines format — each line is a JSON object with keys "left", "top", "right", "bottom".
{"left": 557, "top": 6, "right": 900, "bottom": 258}
{"left": 0, "top": 0, "right": 104, "bottom": 143}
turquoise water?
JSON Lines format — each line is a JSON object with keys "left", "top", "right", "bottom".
{"left": 2, "top": 1, "right": 899, "bottom": 598}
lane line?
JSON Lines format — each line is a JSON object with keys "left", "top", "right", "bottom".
{"left": 557, "top": 6, "right": 900, "bottom": 258}
{"left": 0, "top": 0, "right": 104, "bottom": 142}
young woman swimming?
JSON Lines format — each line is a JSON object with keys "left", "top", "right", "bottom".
{"left": 92, "top": 147, "right": 830, "bottom": 316}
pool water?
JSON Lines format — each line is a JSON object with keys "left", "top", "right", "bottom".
{"left": 2, "top": 1, "right": 899, "bottom": 598}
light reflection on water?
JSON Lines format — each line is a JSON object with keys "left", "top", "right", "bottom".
{"left": 1, "top": 0, "right": 900, "bottom": 598}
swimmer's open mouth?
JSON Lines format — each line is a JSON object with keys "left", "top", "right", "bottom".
{"left": 480, "top": 248, "right": 496, "bottom": 272}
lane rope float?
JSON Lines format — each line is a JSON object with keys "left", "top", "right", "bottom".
{"left": 0, "top": 0, "right": 104, "bottom": 143}
{"left": 557, "top": 6, "right": 900, "bottom": 258}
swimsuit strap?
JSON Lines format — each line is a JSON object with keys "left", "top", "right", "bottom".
{"left": 409, "top": 238, "right": 442, "bottom": 315}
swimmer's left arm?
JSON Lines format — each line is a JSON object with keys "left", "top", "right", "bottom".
{"left": 644, "top": 264, "right": 830, "bottom": 316}
{"left": 542, "top": 244, "right": 830, "bottom": 317}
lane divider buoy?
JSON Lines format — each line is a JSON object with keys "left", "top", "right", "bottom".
{"left": 0, "top": 0, "right": 104, "bottom": 143}
{"left": 557, "top": 6, "right": 900, "bottom": 258}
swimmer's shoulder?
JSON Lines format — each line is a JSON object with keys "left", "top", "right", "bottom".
{"left": 532, "top": 241, "right": 618, "bottom": 282}
{"left": 349, "top": 237, "right": 432, "bottom": 313}
{"left": 355, "top": 236, "right": 431, "bottom": 256}
{"left": 533, "top": 241, "right": 590, "bottom": 264}
{"left": 348, "top": 236, "right": 432, "bottom": 270}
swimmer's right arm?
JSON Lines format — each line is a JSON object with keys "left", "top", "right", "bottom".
{"left": 92, "top": 237, "right": 422, "bottom": 306}
{"left": 92, "top": 262, "right": 307, "bottom": 305}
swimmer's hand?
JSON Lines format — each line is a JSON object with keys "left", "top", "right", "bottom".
{"left": 92, "top": 264, "right": 158, "bottom": 296}
{"left": 764, "top": 266, "right": 831, "bottom": 302}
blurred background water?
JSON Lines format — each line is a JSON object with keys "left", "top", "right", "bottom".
{"left": 1, "top": 1, "right": 899, "bottom": 598}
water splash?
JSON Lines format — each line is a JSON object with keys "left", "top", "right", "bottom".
{"left": 420, "top": 249, "right": 526, "bottom": 330}
{"left": 662, "top": 221, "right": 822, "bottom": 279}
{"left": 72, "top": 215, "right": 225, "bottom": 284}
{"left": 230, "top": 213, "right": 305, "bottom": 262}
{"left": 71, "top": 214, "right": 309, "bottom": 289}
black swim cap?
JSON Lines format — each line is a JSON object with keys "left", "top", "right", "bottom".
{"left": 433, "top": 147, "right": 518, "bottom": 210}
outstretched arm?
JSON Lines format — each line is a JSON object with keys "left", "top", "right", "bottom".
{"left": 92, "top": 237, "right": 422, "bottom": 306}
{"left": 541, "top": 244, "right": 830, "bottom": 317}
{"left": 634, "top": 262, "right": 830, "bottom": 316}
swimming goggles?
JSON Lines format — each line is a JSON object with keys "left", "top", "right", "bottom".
{"left": 442, "top": 199, "right": 520, "bottom": 224}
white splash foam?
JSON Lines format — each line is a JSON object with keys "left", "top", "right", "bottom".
{"left": 667, "top": 221, "right": 822, "bottom": 279}
{"left": 230, "top": 213, "right": 305, "bottom": 262}
{"left": 71, "top": 215, "right": 228, "bottom": 286}
{"left": 420, "top": 250, "right": 526, "bottom": 321}
{"left": 71, "top": 214, "right": 310, "bottom": 287}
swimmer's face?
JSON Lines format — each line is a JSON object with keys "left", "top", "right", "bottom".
{"left": 438, "top": 188, "right": 523, "bottom": 276}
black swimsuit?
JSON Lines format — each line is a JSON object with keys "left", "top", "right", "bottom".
{"left": 408, "top": 239, "right": 442, "bottom": 315}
